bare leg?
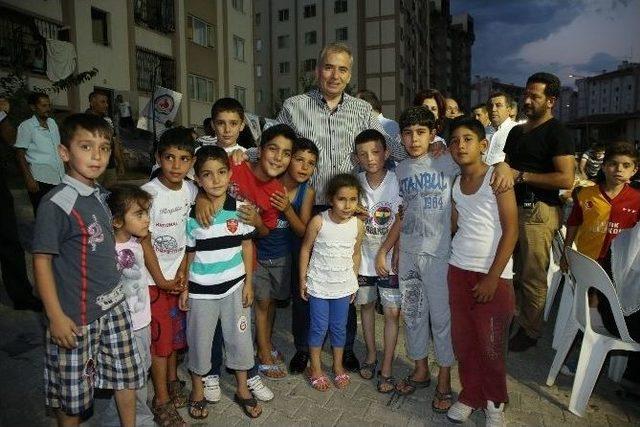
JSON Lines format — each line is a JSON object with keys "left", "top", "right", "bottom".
{"left": 55, "top": 411, "right": 80, "bottom": 427}
{"left": 332, "top": 347, "right": 345, "bottom": 376}
{"left": 167, "top": 351, "right": 178, "bottom": 382}
{"left": 255, "top": 298, "right": 273, "bottom": 361}
{"left": 114, "top": 388, "right": 136, "bottom": 427}
{"left": 380, "top": 307, "right": 400, "bottom": 377}
{"left": 235, "top": 370, "right": 262, "bottom": 417}
{"left": 360, "top": 303, "right": 377, "bottom": 364}
{"left": 151, "top": 355, "right": 170, "bottom": 405}
{"left": 189, "top": 371, "right": 208, "bottom": 418}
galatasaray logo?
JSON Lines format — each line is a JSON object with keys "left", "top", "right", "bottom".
{"left": 227, "top": 219, "right": 239, "bottom": 233}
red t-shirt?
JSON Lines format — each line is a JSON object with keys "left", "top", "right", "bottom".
{"left": 229, "top": 162, "right": 285, "bottom": 230}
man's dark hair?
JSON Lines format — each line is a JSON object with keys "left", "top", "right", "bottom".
{"left": 156, "top": 126, "right": 196, "bottom": 155}
{"left": 194, "top": 145, "right": 229, "bottom": 175}
{"left": 28, "top": 91, "right": 49, "bottom": 106}
{"left": 354, "top": 129, "right": 386, "bottom": 150}
{"left": 60, "top": 113, "right": 113, "bottom": 147}
{"left": 106, "top": 184, "right": 152, "bottom": 224}
{"left": 450, "top": 117, "right": 486, "bottom": 141}
{"left": 488, "top": 91, "right": 514, "bottom": 107}
{"left": 89, "top": 90, "right": 108, "bottom": 101}
{"left": 260, "top": 123, "right": 296, "bottom": 148}
{"left": 399, "top": 106, "right": 436, "bottom": 132}
{"left": 211, "top": 97, "right": 245, "bottom": 121}
{"left": 355, "top": 89, "right": 382, "bottom": 113}
{"left": 472, "top": 103, "right": 488, "bottom": 113}
{"left": 526, "top": 72, "right": 561, "bottom": 98}
{"left": 293, "top": 137, "right": 320, "bottom": 159}
{"left": 603, "top": 141, "right": 639, "bottom": 165}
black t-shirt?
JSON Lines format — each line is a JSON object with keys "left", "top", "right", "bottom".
{"left": 503, "top": 118, "right": 574, "bottom": 206}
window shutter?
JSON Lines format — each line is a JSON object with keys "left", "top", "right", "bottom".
{"left": 186, "top": 16, "right": 193, "bottom": 40}
{"left": 208, "top": 24, "right": 215, "bottom": 47}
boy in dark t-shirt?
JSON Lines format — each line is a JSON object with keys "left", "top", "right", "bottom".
{"left": 33, "top": 114, "right": 144, "bottom": 425}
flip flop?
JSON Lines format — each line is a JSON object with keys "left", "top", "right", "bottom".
{"left": 305, "top": 368, "right": 331, "bottom": 391}
{"left": 334, "top": 373, "right": 351, "bottom": 389}
{"left": 377, "top": 372, "right": 396, "bottom": 394}
{"left": 432, "top": 389, "right": 454, "bottom": 413}
{"left": 233, "top": 394, "right": 262, "bottom": 418}
{"left": 187, "top": 399, "right": 208, "bottom": 420}
{"left": 395, "top": 375, "right": 432, "bottom": 396}
{"left": 359, "top": 360, "right": 377, "bottom": 380}
{"left": 258, "top": 363, "right": 288, "bottom": 379}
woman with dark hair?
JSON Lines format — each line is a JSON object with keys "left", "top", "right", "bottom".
{"left": 413, "top": 89, "right": 450, "bottom": 141}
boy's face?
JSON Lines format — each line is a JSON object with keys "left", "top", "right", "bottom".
{"left": 58, "top": 129, "right": 111, "bottom": 186}
{"left": 401, "top": 124, "right": 434, "bottom": 158}
{"left": 259, "top": 136, "right": 293, "bottom": 178}
{"left": 602, "top": 155, "right": 638, "bottom": 185}
{"left": 288, "top": 149, "right": 317, "bottom": 183}
{"left": 449, "top": 126, "right": 487, "bottom": 167}
{"left": 119, "top": 201, "right": 150, "bottom": 239}
{"left": 213, "top": 111, "right": 244, "bottom": 148}
{"left": 196, "top": 158, "right": 232, "bottom": 199}
{"left": 155, "top": 147, "right": 194, "bottom": 186}
{"left": 355, "top": 140, "right": 388, "bottom": 175}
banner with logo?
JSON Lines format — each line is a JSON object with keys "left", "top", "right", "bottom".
{"left": 140, "top": 86, "right": 182, "bottom": 124}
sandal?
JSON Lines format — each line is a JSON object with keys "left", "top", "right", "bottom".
{"left": 432, "top": 389, "right": 454, "bottom": 413}
{"left": 359, "top": 360, "right": 377, "bottom": 380}
{"left": 258, "top": 363, "right": 288, "bottom": 379}
{"left": 377, "top": 372, "right": 396, "bottom": 394}
{"left": 188, "top": 399, "right": 208, "bottom": 420}
{"left": 395, "top": 375, "right": 431, "bottom": 396}
{"left": 333, "top": 373, "right": 351, "bottom": 389}
{"left": 305, "top": 368, "right": 331, "bottom": 391}
{"left": 167, "top": 380, "right": 187, "bottom": 408}
{"left": 152, "top": 398, "right": 186, "bottom": 427}
{"left": 271, "top": 348, "right": 285, "bottom": 364}
{"left": 233, "top": 393, "right": 262, "bottom": 418}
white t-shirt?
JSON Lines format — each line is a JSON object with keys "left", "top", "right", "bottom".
{"left": 141, "top": 178, "right": 197, "bottom": 281}
{"left": 118, "top": 101, "right": 131, "bottom": 118}
{"left": 449, "top": 167, "right": 513, "bottom": 279}
{"left": 116, "top": 237, "right": 152, "bottom": 330}
{"left": 358, "top": 171, "right": 402, "bottom": 276}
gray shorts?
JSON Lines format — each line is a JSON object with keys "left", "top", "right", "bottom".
{"left": 355, "top": 275, "right": 401, "bottom": 308}
{"left": 186, "top": 286, "right": 254, "bottom": 374}
{"left": 254, "top": 255, "right": 291, "bottom": 301}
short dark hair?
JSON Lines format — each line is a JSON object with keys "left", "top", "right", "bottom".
{"left": 450, "top": 117, "right": 486, "bottom": 141}
{"left": 488, "top": 91, "right": 514, "bottom": 106}
{"left": 203, "top": 117, "right": 212, "bottom": 129}
{"left": 526, "top": 72, "right": 561, "bottom": 98}
{"left": 211, "top": 97, "right": 245, "bottom": 121}
{"left": 355, "top": 89, "right": 382, "bottom": 113}
{"left": 603, "top": 141, "right": 639, "bottom": 165}
{"left": 325, "top": 173, "right": 362, "bottom": 204}
{"left": 472, "top": 103, "right": 488, "bottom": 113}
{"left": 89, "top": 90, "right": 108, "bottom": 101}
{"left": 156, "top": 126, "right": 196, "bottom": 155}
{"left": 106, "top": 184, "right": 152, "bottom": 224}
{"left": 194, "top": 145, "right": 229, "bottom": 175}
{"left": 260, "top": 123, "right": 296, "bottom": 148}
{"left": 28, "top": 91, "right": 49, "bottom": 106}
{"left": 60, "top": 113, "right": 113, "bottom": 147}
{"left": 354, "top": 129, "right": 386, "bottom": 150}
{"left": 293, "top": 137, "right": 320, "bottom": 159}
{"left": 399, "top": 106, "right": 436, "bottom": 132}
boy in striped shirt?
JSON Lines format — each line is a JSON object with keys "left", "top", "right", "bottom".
{"left": 179, "top": 146, "right": 262, "bottom": 419}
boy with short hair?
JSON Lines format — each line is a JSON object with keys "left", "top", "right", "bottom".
{"left": 141, "top": 127, "right": 197, "bottom": 425}
{"left": 352, "top": 129, "right": 403, "bottom": 393}
{"left": 210, "top": 97, "right": 247, "bottom": 153}
{"left": 33, "top": 113, "right": 144, "bottom": 426}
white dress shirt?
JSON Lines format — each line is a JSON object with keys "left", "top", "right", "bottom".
{"left": 483, "top": 117, "right": 517, "bottom": 165}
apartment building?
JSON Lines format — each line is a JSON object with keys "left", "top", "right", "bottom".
{"left": 470, "top": 77, "right": 525, "bottom": 113}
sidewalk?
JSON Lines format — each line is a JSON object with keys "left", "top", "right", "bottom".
{"left": 1, "top": 188, "right": 639, "bottom": 426}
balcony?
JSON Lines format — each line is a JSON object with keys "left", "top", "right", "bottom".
{"left": 136, "top": 48, "right": 176, "bottom": 92}
{"left": 134, "top": 0, "right": 175, "bottom": 34}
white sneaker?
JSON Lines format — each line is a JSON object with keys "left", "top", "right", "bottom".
{"left": 484, "top": 400, "right": 506, "bottom": 427}
{"left": 247, "top": 375, "right": 274, "bottom": 401}
{"left": 203, "top": 375, "right": 221, "bottom": 403}
{"left": 446, "top": 401, "right": 474, "bottom": 423}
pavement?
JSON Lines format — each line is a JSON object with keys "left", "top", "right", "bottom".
{"left": 1, "top": 187, "right": 640, "bottom": 426}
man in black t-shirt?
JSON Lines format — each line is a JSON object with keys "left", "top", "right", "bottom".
{"left": 503, "top": 72, "right": 575, "bottom": 352}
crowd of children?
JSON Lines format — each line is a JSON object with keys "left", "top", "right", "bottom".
{"left": 32, "top": 90, "right": 639, "bottom": 427}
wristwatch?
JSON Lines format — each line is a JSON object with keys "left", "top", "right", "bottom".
{"left": 516, "top": 170, "right": 525, "bottom": 184}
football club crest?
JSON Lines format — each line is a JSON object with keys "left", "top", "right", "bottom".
{"left": 227, "top": 219, "right": 239, "bottom": 233}
{"left": 237, "top": 315, "right": 248, "bottom": 332}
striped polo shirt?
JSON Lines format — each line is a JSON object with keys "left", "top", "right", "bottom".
{"left": 186, "top": 196, "right": 256, "bottom": 299}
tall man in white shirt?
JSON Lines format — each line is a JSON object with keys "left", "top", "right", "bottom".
{"left": 483, "top": 92, "right": 518, "bottom": 165}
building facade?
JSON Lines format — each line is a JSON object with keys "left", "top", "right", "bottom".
{"left": 470, "top": 77, "right": 525, "bottom": 115}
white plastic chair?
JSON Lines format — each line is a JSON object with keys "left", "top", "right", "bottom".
{"left": 547, "top": 248, "right": 640, "bottom": 417}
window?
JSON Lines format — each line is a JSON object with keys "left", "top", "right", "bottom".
{"left": 336, "top": 27, "right": 348, "bottom": 41}
{"left": 187, "top": 74, "right": 215, "bottom": 102}
{"left": 303, "top": 58, "right": 317, "bottom": 72}
{"left": 278, "top": 87, "right": 292, "bottom": 100}
{"left": 136, "top": 48, "right": 176, "bottom": 91}
{"left": 278, "top": 9, "right": 289, "bottom": 21}
{"left": 334, "top": 0, "right": 347, "bottom": 13}
{"left": 255, "top": 12, "right": 261, "bottom": 25}
{"left": 304, "top": 31, "right": 317, "bottom": 45}
{"left": 234, "top": 86, "right": 247, "bottom": 106}
{"left": 134, "top": 0, "right": 175, "bottom": 33}
{"left": 256, "top": 64, "right": 263, "bottom": 77}
{"left": 233, "top": 35, "right": 245, "bottom": 61}
{"left": 190, "top": 16, "right": 214, "bottom": 47}
{"left": 91, "top": 8, "right": 109, "bottom": 46}
{"left": 304, "top": 4, "right": 316, "bottom": 18}
{"left": 232, "top": 0, "right": 243, "bottom": 12}
{"left": 279, "top": 62, "right": 290, "bottom": 74}
{"left": 277, "top": 35, "right": 290, "bottom": 48}
{"left": 255, "top": 39, "right": 263, "bottom": 51}
{"left": 256, "top": 90, "right": 263, "bottom": 104}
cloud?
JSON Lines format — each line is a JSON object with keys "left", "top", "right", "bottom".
{"left": 574, "top": 52, "right": 621, "bottom": 74}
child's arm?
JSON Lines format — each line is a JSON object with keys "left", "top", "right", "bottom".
{"left": 299, "top": 215, "right": 322, "bottom": 301}
{"left": 352, "top": 219, "right": 365, "bottom": 302}
{"left": 473, "top": 188, "right": 519, "bottom": 303}
{"left": 34, "top": 254, "right": 80, "bottom": 349}
{"left": 561, "top": 188, "right": 583, "bottom": 272}
{"left": 194, "top": 191, "right": 215, "bottom": 228}
{"left": 375, "top": 216, "right": 401, "bottom": 277}
{"left": 140, "top": 235, "right": 180, "bottom": 292}
{"left": 490, "top": 162, "right": 515, "bottom": 194}
{"left": 178, "top": 252, "right": 194, "bottom": 311}
{"left": 270, "top": 187, "right": 316, "bottom": 237}
{"left": 241, "top": 239, "right": 254, "bottom": 307}
{"left": 238, "top": 203, "right": 269, "bottom": 237}
{"left": 451, "top": 201, "right": 459, "bottom": 236}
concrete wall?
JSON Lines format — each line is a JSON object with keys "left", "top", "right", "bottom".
{"left": 2, "top": 0, "right": 63, "bottom": 22}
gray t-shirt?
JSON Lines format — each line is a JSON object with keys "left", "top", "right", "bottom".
{"left": 32, "top": 175, "right": 123, "bottom": 325}
{"left": 396, "top": 153, "right": 460, "bottom": 258}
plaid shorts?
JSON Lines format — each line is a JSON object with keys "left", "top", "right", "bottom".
{"left": 44, "top": 302, "right": 145, "bottom": 416}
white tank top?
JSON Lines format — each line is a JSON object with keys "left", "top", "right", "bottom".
{"left": 306, "top": 211, "right": 359, "bottom": 298}
{"left": 450, "top": 167, "right": 513, "bottom": 279}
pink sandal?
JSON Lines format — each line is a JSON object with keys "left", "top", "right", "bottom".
{"left": 305, "top": 369, "right": 331, "bottom": 392}
{"left": 333, "top": 373, "right": 351, "bottom": 389}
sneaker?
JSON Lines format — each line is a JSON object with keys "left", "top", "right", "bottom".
{"left": 446, "top": 401, "right": 474, "bottom": 424}
{"left": 484, "top": 400, "right": 506, "bottom": 427}
{"left": 247, "top": 375, "right": 274, "bottom": 401}
{"left": 203, "top": 375, "right": 221, "bottom": 403}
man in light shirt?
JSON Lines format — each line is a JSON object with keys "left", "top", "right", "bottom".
{"left": 483, "top": 92, "right": 518, "bottom": 165}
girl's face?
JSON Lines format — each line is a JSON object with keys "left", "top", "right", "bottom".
{"left": 119, "top": 201, "right": 150, "bottom": 239}
{"left": 422, "top": 97, "right": 439, "bottom": 120}
{"left": 330, "top": 186, "right": 359, "bottom": 222}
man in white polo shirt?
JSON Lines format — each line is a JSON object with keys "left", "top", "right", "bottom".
{"left": 483, "top": 91, "right": 518, "bottom": 166}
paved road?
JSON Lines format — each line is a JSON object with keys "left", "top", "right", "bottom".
{"left": 1, "top": 188, "right": 639, "bottom": 426}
